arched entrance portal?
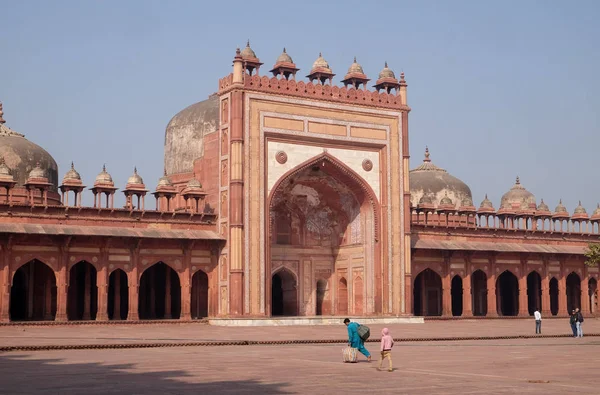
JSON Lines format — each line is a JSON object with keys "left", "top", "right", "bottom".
{"left": 268, "top": 154, "right": 379, "bottom": 317}
{"left": 191, "top": 270, "right": 209, "bottom": 319}
{"left": 108, "top": 269, "right": 128, "bottom": 320}
{"left": 549, "top": 277, "right": 559, "bottom": 315}
{"left": 139, "top": 262, "right": 181, "bottom": 319}
{"left": 451, "top": 275, "right": 463, "bottom": 316}
{"left": 527, "top": 271, "right": 542, "bottom": 315}
{"left": 589, "top": 278, "right": 598, "bottom": 315}
{"left": 413, "top": 269, "right": 442, "bottom": 316}
{"left": 271, "top": 269, "right": 297, "bottom": 316}
{"left": 566, "top": 272, "right": 581, "bottom": 312}
{"left": 67, "top": 261, "right": 98, "bottom": 320}
{"left": 471, "top": 270, "right": 487, "bottom": 316}
{"left": 10, "top": 260, "right": 57, "bottom": 321}
{"left": 497, "top": 271, "right": 518, "bottom": 316}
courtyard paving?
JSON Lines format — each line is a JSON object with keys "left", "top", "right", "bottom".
{"left": 0, "top": 318, "right": 598, "bottom": 348}
{"left": 0, "top": 337, "right": 598, "bottom": 394}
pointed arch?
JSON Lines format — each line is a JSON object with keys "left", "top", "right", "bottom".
{"left": 413, "top": 268, "right": 442, "bottom": 316}
{"left": 191, "top": 269, "right": 209, "bottom": 319}
{"left": 549, "top": 277, "right": 559, "bottom": 315}
{"left": 337, "top": 277, "right": 349, "bottom": 315}
{"left": 271, "top": 267, "right": 297, "bottom": 316}
{"left": 138, "top": 262, "right": 181, "bottom": 319}
{"left": 67, "top": 261, "right": 98, "bottom": 321}
{"left": 566, "top": 271, "right": 581, "bottom": 312}
{"left": 497, "top": 270, "right": 519, "bottom": 316}
{"left": 526, "top": 270, "right": 542, "bottom": 315}
{"left": 471, "top": 269, "right": 488, "bottom": 316}
{"left": 108, "top": 269, "right": 128, "bottom": 320}
{"left": 10, "top": 259, "right": 56, "bottom": 321}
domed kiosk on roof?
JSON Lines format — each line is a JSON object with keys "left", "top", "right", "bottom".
{"left": 500, "top": 176, "right": 536, "bottom": 211}
{"left": 409, "top": 147, "right": 473, "bottom": 210}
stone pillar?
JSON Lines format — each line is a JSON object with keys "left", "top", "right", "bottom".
{"left": 83, "top": 265, "right": 91, "bottom": 320}
{"left": 180, "top": 244, "right": 192, "bottom": 320}
{"left": 541, "top": 274, "right": 551, "bottom": 316}
{"left": 486, "top": 270, "right": 497, "bottom": 317}
{"left": 558, "top": 274, "right": 568, "bottom": 316}
{"left": 581, "top": 275, "right": 590, "bottom": 314}
{"left": 44, "top": 275, "right": 53, "bottom": 320}
{"left": 229, "top": 89, "right": 244, "bottom": 316}
{"left": 114, "top": 272, "right": 121, "bottom": 320}
{"left": 164, "top": 268, "right": 172, "bottom": 319}
{"left": 518, "top": 273, "right": 528, "bottom": 316}
{"left": 442, "top": 274, "right": 451, "bottom": 316}
{"left": 0, "top": 243, "right": 12, "bottom": 322}
{"left": 127, "top": 246, "right": 140, "bottom": 321}
{"left": 96, "top": 266, "right": 108, "bottom": 321}
{"left": 462, "top": 271, "right": 472, "bottom": 317}
{"left": 56, "top": 248, "right": 68, "bottom": 321}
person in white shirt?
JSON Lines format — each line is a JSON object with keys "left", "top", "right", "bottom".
{"left": 534, "top": 309, "right": 542, "bottom": 334}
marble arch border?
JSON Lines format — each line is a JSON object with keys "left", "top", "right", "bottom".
{"left": 245, "top": 92, "right": 404, "bottom": 315}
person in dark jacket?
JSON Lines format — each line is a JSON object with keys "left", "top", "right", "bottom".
{"left": 575, "top": 308, "right": 584, "bottom": 338}
{"left": 569, "top": 310, "right": 577, "bottom": 337}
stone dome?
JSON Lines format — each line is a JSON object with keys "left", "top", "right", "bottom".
{"left": 95, "top": 165, "right": 114, "bottom": 185}
{"left": 164, "top": 95, "right": 219, "bottom": 175}
{"left": 409, "top": 147, "right": 473, "bottom": 210}
{"left": 241, "top": 40, "right": 257, "bottom": 59}
{"left": 346, "top": 57, "right": 365, "bottom": 74}
{"left": 594, "top": 204, "right": 600, "bottom": 217}
{"left": 573, "top": 201, "right": 587, "bottom": 214}
{"left": 0, "top": 105, "right": 58, "bottom": 189}
{"left": 28, "top": 163, "right": 46, "bottom": 179}
{"left": 276, "top": 48, "right": 293, "bottom": 64}
{"left": 157, "top": 170, "right": 172, "bottom": 187}
{"left": 500, "top": 176, "right": 536, "bottom": 210}
{"left": 63, "top": 162, "right": 81, "bottom": 182}
{"left": 186, "top": 177, "right": 202, "bottom": 190}
{"left": 554, "top": 199, "right": 568, "bottom": 214}
{"left": 0, "top": 157, "right": 13, "bottom": 182}
{"left": 127, "top": 167, "right": 144, "bottom": 185}
{"left": 537, "top": 199, "right": 550, "bottom": 212}
{"left": 378, "top": 62, "right": 396, "bottom": 79}
{"left": 311, "top": 53, "right": 332, "bottom": 73}
{"left": 439, "top": 193, "right": 453, "bottom": 206}
{"left": 479, "top": 194, "right": 494, "bottom": 209}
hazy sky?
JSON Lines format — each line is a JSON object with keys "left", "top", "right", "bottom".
{"left": 1, "top": 0, "right": 599, "bottom": 211}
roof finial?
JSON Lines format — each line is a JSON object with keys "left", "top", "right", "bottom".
{"left": 134, "top": 166, "right": 138, "bottom": 174}
{"left": 400, "top": 72, "right": 406, "bottom": 82}
{"left": 484, "top": 193, "right": 489, "bottom": 199}
{"left": 0, "top": 102, "right": 5, "bottom": 124}
{"left": 353, "top": 56, "right": 357, "bottom": 63}
{"left": 515, "top": 176, "right": 520, "bottom": 184}
{"left": 319, "top": 52, "right": 322, "bottom": 57}
{"left": 423, "top": 146, "right": 431, "bottom": 162}
{"left": 384, "top": 61, "right": 388, "bottom": 68}
{"left": 559, "top": 198, "right": 563, "bottom": 204}
{"left": 71, "top": 161, "right": 75, "bottom": 170}
{"left": 283, "top": 47, "right": 286, "bottom": 53}
{"left": 102, "top": 164, "right": 106, "bottom": 172}
{"left": 246, "top": 39, "right": 250, "bottom": 47}
{"left": 235, "top": 47, "right": 241, "bottom": 56}
{"left": 579, "top": 200, "right": 582, "bottom": 206}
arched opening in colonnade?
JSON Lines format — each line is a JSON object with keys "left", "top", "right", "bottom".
{"left": 67, "top": 261, "right": 97, "bottom": 320}
{"left": 267, "top": 153, "right": 379, "bottom": 317}
{"left": 451, "top": 275, "right": 462, "bottom": 316}
{"left": 566, "top": 272, "right": 581, "bottom": 312}
{"left": 497, "top": 270, "right": 518, "bottom": 316}
{"left": 549, "top": 277, "right": 559, "bottom": 315}
{"left": 271, "top": 269, "right": 297, "bottom": 316}
{"left": 589, "top": 278, "right": 598, "bottom": 315}
{"left": 191, "top": 270, "right": 209, "bottom": 319}
{"left": 527, "top": 271, "right": 542, "bottom": 315}
{"left": 108, "top": 269, "right": 128, "bottom": 320}
{"left": 413, "top": 269, "right": 442, "bottom": 316}
{"left": 10, "top": 259, "right": 57, "bottom": 321}
{"left": 139, "top": 262, "right": 181, "bottom": 319}
{"left": 471, "top": 270, "right": 487, "bottom": 316}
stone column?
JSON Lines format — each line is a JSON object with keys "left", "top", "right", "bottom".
{"left": 581, "top": 274, "right": 590, "bottom": 314}
{"left": 541, "top": 273, "right": 551, "bottom": 316}
{"left": 164, "top": 268, "right": 172, "bottom": 319}
{"left": 0, "top": 243, "right": 12, "bottom": 322}
{"left": 518, "top": 273, "right": 528, "bottom": 316}
{"left": 96, "top": 266, "right": 108, "bottom": 321}
{"left": 486, "top": 267, "right": 497, "bottom": 316}
{"left": 82, "top": 265, "right": 91, "bottom": 320}
{"left": 462, "top": 271, "right": 472, "bottom": 317}
{"left": 442, "top": 274, "right": 451, "bottom": 316}
{"left": 180, "top": 244, "right": 192, "bottom": 320}
{"left": 44, "top": 275, "right": 53, "bottom": 320}
{"left": 55, "top": 248, "right": 68, "bottom": 321}
{"left": 558, "top": 274, "right": 568, "bottom": 316}
{"left": 127, "top": 245, "right": 140, "bottom": 321}
{"left": 114, "top": 272, "right": 121, "bottom": 320}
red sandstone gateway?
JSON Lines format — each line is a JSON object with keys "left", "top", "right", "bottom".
{"left": 0, "top": 43, "right": 597, "bottom": 324}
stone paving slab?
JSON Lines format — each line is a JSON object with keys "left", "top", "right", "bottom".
{"left": 0, "top": 338, "right": 598, "bottom": 394}
{"left": 0, "top": 318, "right": 598, "bottom": 347}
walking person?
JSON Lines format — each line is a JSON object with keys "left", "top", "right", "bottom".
{"left": 534, "top": 309, "right": 542, "bottom": 334}
{"left": 378, "top": 328, "right": 394, "bottom": 372}
{"left": 344, "top": 318, "right": 371, "bottom": 362}
{"left": 569, "top": 310, "right": 577, "bottom": 337}
{"left": 575, "top": 308, "right": 584, "bottom": 338}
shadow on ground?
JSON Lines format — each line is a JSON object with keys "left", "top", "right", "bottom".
{"left": 0, "top": 354, "right": 291, "bottom": 394}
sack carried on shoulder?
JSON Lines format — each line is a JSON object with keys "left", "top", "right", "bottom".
{"left": 357, "top": 324, "right": 370, "bottom": 341}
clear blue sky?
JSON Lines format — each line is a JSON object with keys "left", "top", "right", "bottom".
{"left": 1, "top": 0, "right": 599, "bottom": 211}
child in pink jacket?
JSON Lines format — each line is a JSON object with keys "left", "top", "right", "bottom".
{"left": 379, "top": 327, "right": 394, "bottom": 372}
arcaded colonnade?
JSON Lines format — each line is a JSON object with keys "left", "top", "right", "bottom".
{"left": 412, "top": 252, "right": 598, "bottom": 317}
{"left": 0, "top": 238, "right": 219, "bottom": 322}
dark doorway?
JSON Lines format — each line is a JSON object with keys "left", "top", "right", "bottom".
{"left": 589, "top": 278, "right": 598, "bottom": 315}
{"left": 497, "top": 271, "right": 518, "bottom": 316}
{"left": 10, "top": 260, "right": 57, "bottom": 321}
{"left": 526, "top": 271, "right": 542, "bottom": 315}
{"left": 191, "top": 270, "right": 209, "bottom": 319}
{"left": 566, "top": 272, "right": 581, "bottom": 312}
{"left": 338, "top": 278, "right": 348, "bottom": 315}
{"left": 271, "top": 269, "right": 297, "bottom": 316}
{"left": 413, "top": 269, "right": 442, "bottom": 316}
{"left": 549, "top": 277, "right": 559, "bottom": 316}
{"left": 139, "top": 262, "right": 181, "bottom": 319}
{"left": 67, "top": 261, "right": 98, "bottom": 320}
{"left": 451, "top": 275, "right": 463, "bottom": 316}
{"left": 471, "top": 270, "right": 488, "bottom": 316}
{"left": 316, "top": 279, "right": 328, "bottom": 316}
{"left": 107, "top": 269, "right": 128, "bottom": 320}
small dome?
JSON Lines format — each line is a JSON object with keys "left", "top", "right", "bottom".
{"left": 0, "top": 156, "right": 14, "bottom": 182}
{"left": 537, "top": 199, "right": 550, "bottom": 212}
{"left": 95, "top": 164, "right": 113, "bottom": 185}
{"left": 574, "top": 201, "right": 587, "bottom": 214}
{"left": 127, "top": 167, "right": 144, "bottom": 185}
{"left": 594, "top": 204, "right": 600, "bottom": 216}
{"left": 347, "top": 57, "right": 365, "bottom": 74}
{"left": 554, "top": 199, "right": 568, "bottom": 214}
{"left": 418, "top": 193, "right": 433, "bottom": 205}
{"left": 501, "top": 176, "right": 536, "bottom": 210}
{"left": 63, "top": 162, "right": 81, "bottom": 181}
{"left": 461, "top": 196, "right": 474, "bottom": 207}
{"left": 157, "top": 169, "right": 172, "bottom": 187}
{"left": 187, "top": 177, "right": 202, "bottom": 190}
{"left": 28, "top": 162, "right": 46, "bottom": 179}
{"left": 241, "top": 40, "right": 257, "bottom": 58}
{"left": 439, "top": 192, "right": 453, "bottom": 206}
{"left": 311, "top": 52, "right": 332, "bottom": 73}
{"left": 410, "top": 147, "right": 473, "bottom": 210}
{"left": 479, "top": 194, "right": 494, "bottom": 209}
{"left": 378, "top": 62, "right": 396, "bottom": 79}
{"left": 276, "top": 48, "right": 293, "bottom": 63}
